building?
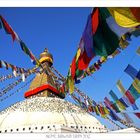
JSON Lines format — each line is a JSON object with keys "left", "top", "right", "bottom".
{"left": 0, "top": 49, "right": 107, "bottom": 133}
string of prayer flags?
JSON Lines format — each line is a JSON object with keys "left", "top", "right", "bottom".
{"left": 0, "top": 15, "right": 40, "bottom": 67}
{"left": 116, "top": 80, "right": 139, "bottom": 110}
{"left": 0, "top": 59, "right": 36, "bottom": 77}
{"left": 117, "top": 79, "right": 140, "bottom": 110}
{"left": 0, "top": 76, "right": 34, "bottom": 102}
{"left": 79, "top": 56, "right": 107, "bottom": 80}
{"left": 67, "top": 7, "right": 140, "bottom": 92}
{"left": 109, "top": 90, "right": 126, "bottom": 110}
{"left": 0, "top": 72, "right": 32, "bottom": 97}
{"left": 0, "top": 60, "right": 25, "bottom": 73}
{"left": 19, "top": 40, "right": 40, "bottom": 66}
{"left": 0, "top": 78, "right": 22, "bottom": 97}
{"left": 104, "top": 97, "right": 120, "bottom": 113}
{"left": 117, "top": 77, "right": 140, "bottom": 110}
{"left": 0, "top": 73, "right": 15, "bottom": 82}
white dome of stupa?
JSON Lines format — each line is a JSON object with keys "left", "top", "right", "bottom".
{"left": 0, "top": 97, "right": 108, "bottom": 133}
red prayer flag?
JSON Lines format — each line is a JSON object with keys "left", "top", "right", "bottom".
{"left": 125, "top": 90, "right": 135, "bottom": 104}
{"left": 71, "top": 57, "right": 76, "bottom": 79}
{"left": 134, "top": 113, "right": 140, "bottom": 119}
{"left": 130, "top": 8, "right": 140, "bottom": 22}
{"left": 91, "top": 8, "right": 99, "bottom": 34}
{"left": 78, "top": 50, "right": 93, "bottom": 70}
{"left": 0, "top": 15, "right": 16, "bottom": 41}
{"left": 99, "top": 105, "right": 105, "bottom": 115}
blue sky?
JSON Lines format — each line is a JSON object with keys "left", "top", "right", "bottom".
{"left": 0, "top": 8, "right": 140, "bottom": 129}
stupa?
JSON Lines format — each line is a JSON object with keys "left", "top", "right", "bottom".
{"left": 0, "top": 49, "right": 108, "bottom": 133}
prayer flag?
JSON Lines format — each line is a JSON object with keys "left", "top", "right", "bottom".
{"left": 109, "top": 109, "right": 119, "bottom": 121}
{"left": 125, "top": 90, "right": 135, "bottom": 104}
{"left": 67, "top": 77, "right": 74, "bottom": 94}
{"left": 108, "top": 8, "right": 140, "bottom": 28}
{"left": 93, "top": 8, "right": 120, "bottom": 56}
{"left": 132, "top": 78, "right": 140, "bottom": 93}
{"left": 134, "top": 113, "right": 140, "bottom": 119}
{"left": 71, "top": 57, "right": 76, "bottom": 79}
{"left": 124, "top": 64, "right": 138, "bottom": 79}
{"left": 82, "top": 14, "right": 94, "bottom": 58}
{"left": 109, "top": 90, "right": 118, "bottom": 101}
{"left": 116, "top": 100, "right": 126, "bottom": 110}
{"left": 128, "top": 84, "right": 140, "bottom": 100}
{"left": 131, "top": 103, "right": 139, "bottom": 110}
{"left": 0, "top": 15, "right": 16, "bottom": 41}
{"left": 116, "top": 80, "right": 126, "bottom": 95}
{"left": 119, "top": 97, "right": 129, "bottom": 108}
{"left": 78, "top": 50, "right": 92, "bottom": 70}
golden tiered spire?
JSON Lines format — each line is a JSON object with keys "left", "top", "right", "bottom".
{"left": 24, "top": 49, "right": 65, "bottom": 99}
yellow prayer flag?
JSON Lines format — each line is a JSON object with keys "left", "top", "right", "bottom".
{"left": 108, "top": 8, "right": 140, "bottom": 28}
{"left": 116, "top": 80, "right": 126, "bottom": 95}
{"left": 95, "top": 106, "right": 100, "bottom": 114}
{"left": 116, "top": 100, "right": 126, "bottom": 110}
{"left": 75, "top": 48, "right": 81, "bottom": 62}
{"left": 68, "top": 77, "right": 74, "bottom": 94}
{"left": 119, "top": 37, "right": 129, "bottom": 49}
{"left": 104, "top": 107, "right": 109, "bottom": 115}
{"left": 132, "top": 78, "right": 140, "bottom": 93}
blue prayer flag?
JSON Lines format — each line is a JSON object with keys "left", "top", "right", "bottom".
{"left": 131, "top": 103, "right": 139, "bottom": 110}
{"left": 109, "top": 90, "right": 118, "bottom": 101}
{"left": 124, "top": 64, "right": 138, "bottom": 79}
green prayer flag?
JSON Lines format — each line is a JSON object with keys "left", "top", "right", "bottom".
{"left": 129, "top": 84, "right": 140, "bottom": 100}
{"left": 20, "top": 41, "right": 31, "bottom": 55}
{"left": 93, "top": 8, "right": 120, "bottom": 56}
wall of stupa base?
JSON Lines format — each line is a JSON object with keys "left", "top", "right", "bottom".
{"left": 0, "top": 124, "right": 108, "bottom": 133}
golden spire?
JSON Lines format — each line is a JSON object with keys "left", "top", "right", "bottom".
{"left": 24, "top": 49, "right": 65, "bottom": 99}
